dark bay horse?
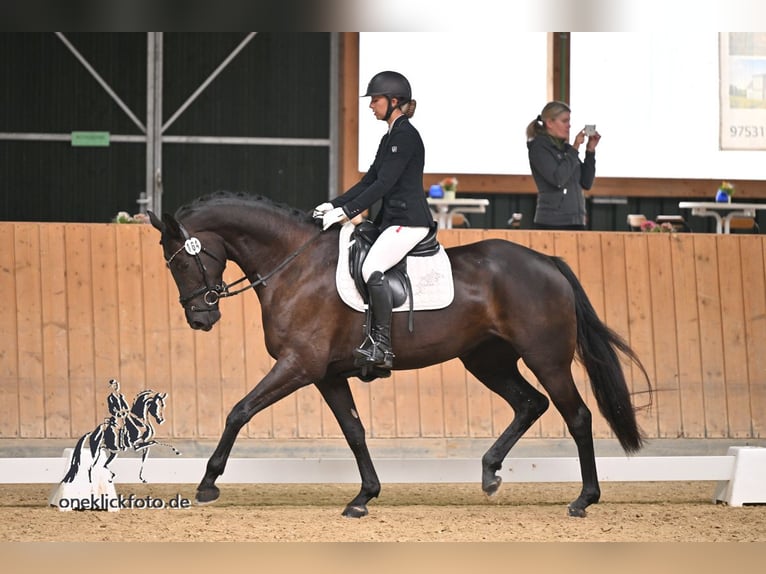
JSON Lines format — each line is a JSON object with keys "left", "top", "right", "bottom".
{"left": 148, "top": 191, "right": 650, "bottom": 518}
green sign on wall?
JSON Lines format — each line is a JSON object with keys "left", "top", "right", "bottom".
{"left": 71, "top": 131, "right": 110, "bottom": 147}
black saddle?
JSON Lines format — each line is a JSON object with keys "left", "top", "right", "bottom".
{"left": 348, "top": 221, "right": 439, "bottom": 332}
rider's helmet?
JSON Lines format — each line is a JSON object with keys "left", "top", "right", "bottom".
{"left": 363, "top": 71, "right": 412, "bottom": 103}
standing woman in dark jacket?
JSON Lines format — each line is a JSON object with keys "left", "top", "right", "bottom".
{"left": 313, "top": 71, "right": 434, "bottom": 371}
{"left": 527, "top": 101, "right": 601, "bottom": 230}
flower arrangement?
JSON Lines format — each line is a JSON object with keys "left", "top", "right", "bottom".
{"left": 113, "top": 211, "right": 149, "bottom": 224}
{"left": 640, "top": 220, "right": 676, "bottom": 233}
{"left": 440, "top": 177, "right": 459, "bottom": 192}
{"left": 719, "top": 181, "right": 735, "bottom": 196}
{"left": 715, "top": 181, "right": 735, "bottom": 203}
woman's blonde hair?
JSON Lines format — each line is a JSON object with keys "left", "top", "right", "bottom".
{"left": 400, "top": 99, "right": 416, "bottom": 118}
{"left": 526, "top": 101, "right": 571, "bottom": 140}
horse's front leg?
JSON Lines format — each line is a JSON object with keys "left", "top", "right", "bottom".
{"left": 197, "top": 358, "right": 314, "bottom": 505}
{"left": 315, "top": 377, "right": 380, "bottom": 518}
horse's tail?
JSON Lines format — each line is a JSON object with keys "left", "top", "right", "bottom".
{"left": 551, "top": 256, "right": 651, "bottom": 454}
{"left": 61, "top": 433, "right": 88, "bottom": 483}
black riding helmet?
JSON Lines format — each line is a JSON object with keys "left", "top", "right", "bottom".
{"left": 363, "top": 71, "right": 411, "bottom": 121}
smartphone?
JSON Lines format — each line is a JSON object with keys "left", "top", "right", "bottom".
{"left": 584, "top": 124, "right": 596, "bottom": 137}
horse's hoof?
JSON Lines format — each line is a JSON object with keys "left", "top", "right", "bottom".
{"left": 567, "top": 505, "right": 587, "bottom": 518}
{"left": 483, "top": 476, "right": 502, "bottom": 497}
{"left": 342, "top": 504, "right": 369, "bottom": 518}
{"left": 196, "top": 486, "right": 220, "bottom": 505}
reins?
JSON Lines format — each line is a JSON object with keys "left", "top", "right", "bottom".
{"left": 219, "top": 229, "right": 322, "bottom": 296}
{"left": 168, "top": 222, "right": 321, "bottom": 310}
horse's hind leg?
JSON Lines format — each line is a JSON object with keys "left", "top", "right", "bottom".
{"left": 526, "top": 359, "right": 600, "bottom": 517}
{"left": 315, "top": 376, "right": 380, "bottom": 518}
{"left": 461, "top": 341, "right": 550, "bottom": 497}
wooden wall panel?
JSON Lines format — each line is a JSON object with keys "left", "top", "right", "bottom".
{"left": 669, "top": 234, "right": 705, "bottom": 437}
{"left": 166, "top": 248, "right": 198, "bottom": 438}
{"left": 694, "top": 235, "right": 728, "bottom": 437}
{"left": 115, "top": 225, "right": 147, "bottom": 390}
{"left": 0, "top": 224, "right": 19, "bottom": 436}
{"left": 140, "top": 225, "right": 173, "bottom": 416}
{"left": 39, "top": 224, "right": 70, "bottom": 437}
{"left": 393, "top": 369, "right": 421, "bottom": 437}
{"left": 91, "top": 225, "right": 120, "bottom": 407}
{"left": 741, "top": 237, "right": 766, "bottom": 437}
{"left": 15, "top": 224, "right": 44, "bottom": 438}
{"left": 64, "top": 225, "right": 97, "bottom": 435}
{"left": 369, "top": 377, "right": 397, "bottom": 438}
{"left": 624, "top": 234, "right": 659, "bottom": 437}
{"left": 1, "top": 223, "right": 764, "bottom": 448}
{"left": 647, "top": 235, "right": 682, "bottom": 438}
{"left": 718, "top": 238, "right": 751, "bottom": 437}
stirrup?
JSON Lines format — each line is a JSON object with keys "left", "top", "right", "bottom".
{"left": 353, "top": 338, "right": 394, "bottom": 369}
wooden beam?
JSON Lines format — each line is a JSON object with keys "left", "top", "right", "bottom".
{"left": 549, "top": 32, "right": 570, "bottom": 104}
{"left": 338, "top": 32, "right": 360, "bottom": 196}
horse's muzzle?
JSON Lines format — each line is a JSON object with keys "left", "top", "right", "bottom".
{"left": 185, "top": 308, "right": 221, "bottom": 331}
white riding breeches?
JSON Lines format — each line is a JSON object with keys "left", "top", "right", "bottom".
{"left": 362, "top": 225, "right": 430, "bottom": 282}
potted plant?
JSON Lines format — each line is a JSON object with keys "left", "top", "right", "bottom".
{"left": 715, "top": 181, "right": 735, "bottom": 203}
{"left": 440, "top": 177, "right": 459, "bottom": 200}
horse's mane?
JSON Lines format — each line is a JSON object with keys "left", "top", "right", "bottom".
{"left": 175, "top": 191, "right": 314, "bottom": 226}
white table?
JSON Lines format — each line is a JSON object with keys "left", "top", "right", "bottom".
{"left": 427, "top": 197, "right": 490, "bottom": 229}
{"left": 678, "top": 201, "right": 766, "bottom": 234}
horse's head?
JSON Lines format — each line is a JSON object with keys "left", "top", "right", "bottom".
{"left": 144, "top": 391, "right": 168, "bottom": 425}
{"left": 149, "top": 211, "right": 226, "bottom": 331}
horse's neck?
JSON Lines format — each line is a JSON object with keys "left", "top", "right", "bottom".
{"left": 130, "top": 398, "right": 147, "bottom": 420}
{"left": 217, "top": 215, "right": 318, "bottom": 281}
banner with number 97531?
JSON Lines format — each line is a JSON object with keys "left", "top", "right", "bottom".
{"left": 719, "top": 32, "right": 766, "bottom": 150}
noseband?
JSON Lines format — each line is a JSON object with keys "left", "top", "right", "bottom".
{"left": 165, "top": 222, "right": 321, "bottom": 313}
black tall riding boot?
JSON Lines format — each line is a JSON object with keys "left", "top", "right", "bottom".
{"left": 353, "top": 271, "right": 394, "bottom": 370}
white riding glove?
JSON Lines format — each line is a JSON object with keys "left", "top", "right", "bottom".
{"left": 322, "top": 207, "right": 347, "bottom": 230}
{"left": 312, "top": 202, "right": 334, "bottom": 219}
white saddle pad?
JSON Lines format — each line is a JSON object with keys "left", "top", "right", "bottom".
{"left": 336, "top": 222, "right": 454, "bottom": 313}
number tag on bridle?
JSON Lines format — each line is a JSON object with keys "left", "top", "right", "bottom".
{"left": 184, "top": 237, "right": 202, "bottom": 255}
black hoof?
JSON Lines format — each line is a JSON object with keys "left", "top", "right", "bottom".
{"left": 342, "top": 504, "right": 369, "bottom": 518}
{"left": 567, "top": 505, "right": 587, "bottom": 518}
{"left": 196, "top": 485, "right": 220, "bottom": 505}
{"left": 483, "top": 476, "right": 502, "bottom": 497}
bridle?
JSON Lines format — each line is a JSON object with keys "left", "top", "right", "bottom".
{"left": 165, "top": 221, "right": 321, "bottom": 312}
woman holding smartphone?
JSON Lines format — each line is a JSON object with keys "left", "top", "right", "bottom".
{"left": 526, "top": 101, "right": 601, "bottom": 230}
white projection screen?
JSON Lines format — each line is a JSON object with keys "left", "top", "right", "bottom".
{"left": 360, "top": 32, "right": 763, "bottom": 180}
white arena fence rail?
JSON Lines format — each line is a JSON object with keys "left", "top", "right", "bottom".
{"left": 1, "top": 446, "right": 764, "bottom": 507}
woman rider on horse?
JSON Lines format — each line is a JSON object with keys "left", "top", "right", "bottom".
{"left": 314, "top": 71, "right": 435, "bottom": 370}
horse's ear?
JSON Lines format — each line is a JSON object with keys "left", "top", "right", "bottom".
{"left": 161, "top": 213, "right": 183, "bottom": 240}
{"left": 147, "top": 210, "right": 164, "bottom": 233}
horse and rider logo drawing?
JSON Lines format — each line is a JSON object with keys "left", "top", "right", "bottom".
{"left": 50, "top": 379, "right": 180, "bottom": 510}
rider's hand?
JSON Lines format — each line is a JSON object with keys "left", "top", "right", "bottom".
{"left": 322, "top": 207, "right": 347, "bottom": 230}
{"left": 312, "top": 202, "right": 334, "bottom": 219}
